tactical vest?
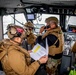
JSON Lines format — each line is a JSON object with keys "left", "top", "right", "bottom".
{"left": 0, "top": 39, "right": 31, "bottom": 75}
{"left": 42, "top": 27, "right": 64, "bottom": 56}
{"left": 26, "top": 33, "right": 37, "bottom": 48}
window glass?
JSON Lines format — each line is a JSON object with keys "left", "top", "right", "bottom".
{"left": 15, "top": 13, "right": 26, "bottom": 26}
{"left": 33, "top": 14, "right": 59, "bottom": 25}
{"left": 33, "top": 14, "right": 59, "bottom": 34}
{"left": 3, "top": 13, "right": 27, "bottom": 38}
{"left": 3, "top": 14, "right": 14, "bottom": 38}
{"left": 66, "top": 16, "right": 76, "bottom": 33}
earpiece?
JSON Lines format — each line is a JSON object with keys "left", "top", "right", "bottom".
{"left": 7, "top": 25, "right": 25, "bottom": 39}
{"left": 9, "top": 27, "right": 17, "bottom": 35}
{"left": 7, "top": 25, "right": 24, "bottom": 38}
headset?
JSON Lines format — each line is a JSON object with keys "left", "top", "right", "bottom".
{"left": 8, "top": 25, "right": 24, "bottom": 37}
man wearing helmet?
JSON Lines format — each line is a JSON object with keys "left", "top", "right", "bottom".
{"left": 22, "top": 21, "right": 37, "bottom": 49}
{"left": 36, "top": 16, "right": 64, "bottom": 75}
{"left": 22, "top": 21, "right": 48, "bottom": 75}
{"left": 0, "top": 24, "right": 48, "bottom": 75}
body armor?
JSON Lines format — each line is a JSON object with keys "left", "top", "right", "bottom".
{"left": 42, "top": 27, "right": 64, "bottom": 56}
{"left": 26, "top": 33, "right": 37, "bottom": 48}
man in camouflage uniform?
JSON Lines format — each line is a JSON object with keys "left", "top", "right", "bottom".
{"left": 0, "top": 24, "right": 48, "bottom": 75}
{"left": 22, "top": 21, "right": 37, "bottom": 49}
{"left": 37, "top": 17, "right": 64, "bottom": 75}
{"left": 23, "top": 22, "right": 48, "bottom": 75}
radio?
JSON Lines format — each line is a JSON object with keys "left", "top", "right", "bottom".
{"left": 44, "top": 25, "right": 50, "bottom": 29}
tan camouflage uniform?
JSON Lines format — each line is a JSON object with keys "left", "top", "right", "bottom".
{"left": 0, "top": 24, "right": 40, "bottom": 75}
{"left": 43, "top": 17, "right": 64, "bottom": 75}
{"left": 0, "top": 39, "right": 40, "bottom": 75}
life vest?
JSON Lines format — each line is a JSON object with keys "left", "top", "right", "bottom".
{"left": 42, "top": 27, "right": 64, "bottom": 56}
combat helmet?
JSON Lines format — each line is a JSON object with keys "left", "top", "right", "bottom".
{"left": 7, "top": 24, "right": 26, "bottom": 39}
{"left": 24, "top": 21, "right": 34, "bottom": 28}
{"left": 45, "top": 17, "right": 58, "bottom": 24}
{"left": 24, "top": 21, "right": 34, "bottom": 35}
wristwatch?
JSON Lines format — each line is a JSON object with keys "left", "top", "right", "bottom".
{"left": 37, "top": 60, "right": 41, "bottom": 65}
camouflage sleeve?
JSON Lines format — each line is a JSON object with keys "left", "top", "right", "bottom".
{"left": 8, "top": 50, "right": 40, "bottom": 75}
